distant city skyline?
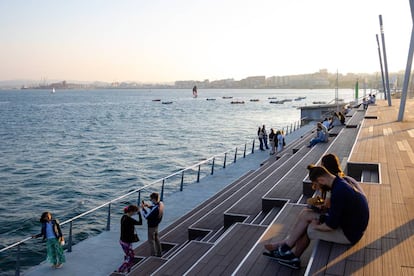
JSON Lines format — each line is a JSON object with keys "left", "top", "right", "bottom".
{"left": 0, "top": 1, "right": 412, "bottom": 83}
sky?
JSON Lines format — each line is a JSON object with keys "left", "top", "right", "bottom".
{"left": 0, "top": 0, "right": 412, "bottom": 83}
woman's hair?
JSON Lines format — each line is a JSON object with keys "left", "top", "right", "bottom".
{"left": 124, "top": 205, "right": 139, "bottom": 214}
{"left": 150, "top": 192, "right": 160, "bottom": 202}
{"left": 40, "top": 212, "right": 51, "bottom": 223}
{"left": 307, "top": 164, "right": 330, "bottom": 181}
{"left": 321, "top": 153, "right": 345, "bottom": 177}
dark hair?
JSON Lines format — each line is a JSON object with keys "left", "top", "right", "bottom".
{"left": 40, "top": 212, "right": 51, "bottom": 223}
{"left": 124, "top": 205, "right": 139, "bottom": 214}
{"left": 321, "top": 153, "right": 345, "bottom": 177}
{"left": 150, "top": 192, "right": 160, "bottom": 202}
{"left": 307, "top": 165, "right": 330, "bottom": 181}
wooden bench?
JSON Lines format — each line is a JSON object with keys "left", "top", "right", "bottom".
{"left": 150, "top": 241, "right": 213, "bottom": 276}
{"left": 232, "top": 203, "right": 313, "bottom": 275}
{"left": 346, "top": 109, "right": 366, "bottom": 128}
{"left": 223, "top": 143, "right": 324, "bottom": 227}
{"left": 189, "top": 152, "right": 306, "bottom": 237}
{"left": 183, "top": 223, "right": 267, "bottom": 275}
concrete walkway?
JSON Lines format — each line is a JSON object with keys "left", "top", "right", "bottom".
{"left": 24, "top": 124, "right": 314, "bottom": 276}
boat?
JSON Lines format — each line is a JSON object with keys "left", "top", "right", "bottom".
{"left": 249, "top": 99, "right": 259, "bottom": 102}
{"left": 269, "top": 100, "right": 284, "bottom": 104}
{"left": 162, "top": 101, "right": 173, "bottom": 104}
{"left": 294, "top": 96, "right": 306, "bottom": 101}
{"left": 152, "top": 99, "right": 161, "bottom": 102}
{"left": 206, "top": 98, "right": 216, "bottom": 101}
{"left": 51, "top": 88, "right": 55, "bottom": 94}
{"left": 222, "top": 96, "right": 233, "bottom": 99}
{"left": 312, "top": 101, "right": 327, "bottom": 104}
{"left": 268, "top": 97, "right": 277, "bottom": 99}
{"left": 230, "top": 100, "right": 245, "bottom": 104}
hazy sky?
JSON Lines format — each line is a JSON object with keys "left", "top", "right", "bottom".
{"left": 0, "top": 0, "right": 412, "bottom": 83}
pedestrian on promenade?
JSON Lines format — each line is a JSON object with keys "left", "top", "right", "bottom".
{"left": 257, "top": 126, "right": 264, "bottom": 151}
{"left": 276, "top": 130, "right": 285, "bottom": 152}
{"left": 263, "top": 165, "right": 369, "bottom": 270}
{"left": 32, "top": 212, "right": 65, "bottom": 269}
{"left": 262, "top": 125, "right": 270, "bottom": 150}
{"left": 117, "top": 205, "right": 142, "bottom": 273}
{"left": 269, "top": 128, "right": 276, "bottom": 155}
{"left": 141, "top": 192, "right": 164, "bottom": 257}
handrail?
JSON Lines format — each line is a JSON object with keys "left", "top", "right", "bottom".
{"left": 0, "top": 118, "right": 305, "bottom": 275}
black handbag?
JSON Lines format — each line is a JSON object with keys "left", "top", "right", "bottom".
{"left": 132, "top": 233, "right": 139, "bottom": 242}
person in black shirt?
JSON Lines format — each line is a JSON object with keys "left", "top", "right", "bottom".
{"left": 117, "top": 205, "right": 142, "bottom": 273}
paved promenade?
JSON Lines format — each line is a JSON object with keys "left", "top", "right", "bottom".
{"left": 24, "top": 124, "right": 315, "bottom": 276}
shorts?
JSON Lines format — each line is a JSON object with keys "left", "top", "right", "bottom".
{"left": 307, "top": 225, "right": 351, "bottom": 245}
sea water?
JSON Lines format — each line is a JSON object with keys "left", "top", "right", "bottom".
{"left": 0, "top": 88, "right": 354, "bottom": 274}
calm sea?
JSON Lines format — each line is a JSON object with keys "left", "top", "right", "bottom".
{"left": 0, "top": 88, "right": 354, "bottom": 274}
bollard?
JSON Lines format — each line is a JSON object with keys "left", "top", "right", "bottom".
{"left": 223, "top": 153, "right": 227, "bottom": 168}
{"left": 243, "top": 143, "right": 247, "bottom": 158}
{"left": 252, "top": 139, "right": 255, "bottom": 154}
{"left": 211, "top": 158, "right": 215, "bottom": 175}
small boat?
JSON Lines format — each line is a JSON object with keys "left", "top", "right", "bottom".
{"left": 51, "top": 88, "right": 55, "bottom": 94}
{"left": 249, "top": 99, "right": 260, "bottom": 102}
{"left": 222, "top": 96, "right": 233, "bottom": 99}
{"left": 206, "top": 98, "right": 216, "bottom": 101}
{"left": 231, "top": 100, "right": 245, "bottom": 104}
{"left": 269, "top": 100, "right": 284, "bottom": 104}
{"left": 268, "top": 97, "right": 277, "bottom": 99}
{"left": 294, "top": 96, "right": 306, "bottom": 101}
{"left": 162, "top": 101, "right": 173, "bottom": 104}
{"left": 313, "top": 101, "right": 327, "bottom": 104}
{"left": 152, "top": 99, "right": 161, "bottom": 102}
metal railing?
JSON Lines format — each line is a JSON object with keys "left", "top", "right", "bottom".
{"left": 0, "top": 119, "right": 305, "bottom": 275}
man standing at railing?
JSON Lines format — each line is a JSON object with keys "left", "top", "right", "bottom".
{"left": 141, "top": 192, "right": 164, "bottom": 257}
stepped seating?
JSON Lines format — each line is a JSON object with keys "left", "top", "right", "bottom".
{"left": 182, "top": 223, "right": 267, "bottom": 275}
{"left": 346, "top": 109, "right": 366, "bottom": 128}
{"left": 232, "top": 203, "right": 312, "bottom": 275}
{"left": 116, "top": 109, "right": 368, "bottom": 276}
{"left": 221, "top": 134, "right": 328, "bottom": 228}
{"left": 148, "top": 241, "right": 213, "bottom": 276}
{"left": 262, "top": 141, "right": 332, "bottom": 211}
{"left": 188, "top": 152, "right": 298, "bottom": 240}
{"left": 127, "top": 169, "right": 254, "bottom": 259}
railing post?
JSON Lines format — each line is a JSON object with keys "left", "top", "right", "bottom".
{"left": 234, "top": 148, "right": 237, "bottom": 163}
{"left": 161, "top": 179, "right": 165, "bottom": 201}
{"left": 137, "top": 190, "right": 141, "bottom": 207}
{"left": 180, "top": 171, "right": 184, "bottom": 191}
{"left": 243, "top": 143, "right": 247, "bottom": 158}
{"left": 68, "top": 221, "right": 73, "bottom": 252}
{"left": 211, "top": 158, "right": 215, "bottom": 175}
{"left": 197, "top": 165, "right": 201, "bottom": 183}
{"left": 251, "top": 139, "right": 255, "bottom": 154}
{"left": 15, "top": 244, "right": 20, "bottom": 276}
{"left": 223, "top": 153, "right": 227, "bottom": 168}
{"left": 106, "top": 203, "right": 111, "bottom": 231}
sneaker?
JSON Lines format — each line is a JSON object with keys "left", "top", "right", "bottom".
{"left": 263, "top": 250, "right": 282, "bottom": 259}
{"left": 278, "top": 258, "right": 301, "bottom": 270}
{"left": 55, "top": 263, "right": 63, "bottom": 269}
